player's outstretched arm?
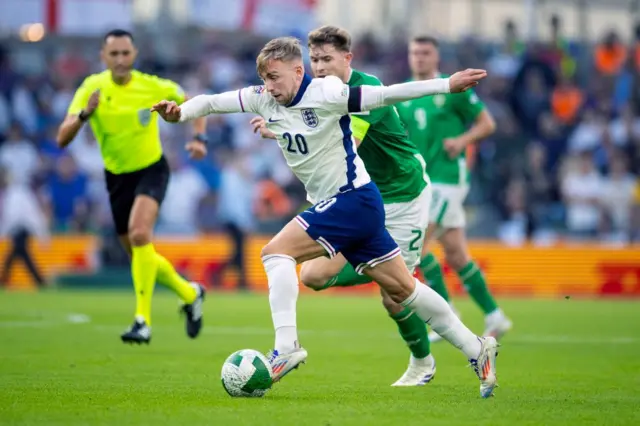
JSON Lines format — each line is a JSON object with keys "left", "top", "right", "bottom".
{"left": 182, "top": 94, "right": 209, "bottom": 160}
{"left": 151, "top": 90, "right": 251, "bottom": 123}
{"left": 356, "top": 69, "right": 487, "bottom": 112}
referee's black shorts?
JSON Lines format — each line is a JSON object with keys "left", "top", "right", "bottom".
{"left": 104, "top": 155, "right": 170, "bottom": 235}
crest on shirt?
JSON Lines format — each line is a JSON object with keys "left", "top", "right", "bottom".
{"left": 252, "top": 85, "right": 265, "bottom": 94}
{"left": 138, "top": 108, "right": 152, "bottom": 126}
{"left": 301, "top": 108, "right": 319, "bottom": 128}
{"left": 433, "top": 95, "right": 446, "bottom": 108}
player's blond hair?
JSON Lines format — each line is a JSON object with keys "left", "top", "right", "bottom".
{"left": 256, "top": 37, "right": 303, "bottom": 76}
{"left": 307, "top": 25, "right": 352, "bottom": 52}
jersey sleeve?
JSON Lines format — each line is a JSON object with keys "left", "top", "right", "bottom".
{"left": 454, "top": 89, "right": 485, "bottom": 123}
{"left": 67, "top": 78, "right": 93, "bottom": 116}
{"left": 328, "top": 78, "right": 450, "bottom": 114}
{"left": 178, "top": 86, "right": 267, "bottom": 122}
{"left": 154, "top": 77, "right": 186, "bottom": 104}
{"left": 350, "top": 78, "right": 386, "bottom": 142}
{"left": 237, "top": 85, "right": 268, "bottom": 114}
{"left": 321, "top": 75, "right": 357, "bottom": 115}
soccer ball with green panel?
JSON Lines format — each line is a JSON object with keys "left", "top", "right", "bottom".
{"left": 221, "top": 349, "right": 273, "bottom": 397}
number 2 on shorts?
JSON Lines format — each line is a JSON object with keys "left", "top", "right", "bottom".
{"left": 409, "top": 229, "right": 423, "bottom": 251}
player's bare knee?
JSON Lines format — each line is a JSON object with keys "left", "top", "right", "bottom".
{"left": 128, "top": 226, "right": 152, "bottom": 247}
{"left": 299, "top": 265, "right": 326, "bottom": 290}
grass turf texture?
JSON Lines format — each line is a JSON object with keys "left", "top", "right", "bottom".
{"left": 1, "top": 291, "right": 639, "bottom": 425}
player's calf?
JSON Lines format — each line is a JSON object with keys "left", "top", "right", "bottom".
{"left": 261, "top": 220, "right": 324, "bottom": 375}
{"left": 380, "top": 289, "right": 406, "bottom": 315}
{"left": 366, "top": 257, "right": 501, "bottom": 397}
{"left": 442, "top": 243, "right": 470, "bottom": 271}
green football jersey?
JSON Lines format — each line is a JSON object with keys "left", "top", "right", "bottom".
{"left": 396, "top": 75, "right": 485, "bottom": 185}
{"left": 348, "top": 69, "right": 427, "bottom": 203}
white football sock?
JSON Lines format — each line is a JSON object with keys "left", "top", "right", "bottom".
{"left": 485, "top": 308, "right": 505, "bottom": 323}
{"left": 262, "top": 254, "right": 299, "bottom": 354}
{"left": 402, "top": 278, "right": 481, "bottom": 359}
{"left": 411, "top": 353, "right": 435, "bottom": 367}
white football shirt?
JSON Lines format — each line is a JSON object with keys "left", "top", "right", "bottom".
{"left": 236, "top": 74, "right": 369, "bottom": 203}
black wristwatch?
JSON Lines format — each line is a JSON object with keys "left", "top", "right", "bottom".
{"left": 78, "top": 109, "right": 91, "bottom": 122}
{"left": 193, "top": 133, "right": 209, "bottom": 146}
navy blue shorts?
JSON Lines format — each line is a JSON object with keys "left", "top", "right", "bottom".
{"left": 296, "top": 183, "right": 400, "bottom": 274}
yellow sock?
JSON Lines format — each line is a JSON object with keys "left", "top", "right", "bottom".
{"left": 156, "top": 253, "right": 197, "bottom": 303}
{"left": 131, "top": 243, "right": 158, "bottom": 325}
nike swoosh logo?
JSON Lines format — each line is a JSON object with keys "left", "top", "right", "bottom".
{"left": 268, "top": 118, "right": 283, "bottom": 123}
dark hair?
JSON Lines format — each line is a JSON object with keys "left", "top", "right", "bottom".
{"left": 308, "top": 25, "right": 352, "bottom": 52}
{"left": 411, "top": 35, "right": 439, "bottom": 48}
{"left": 103, "top": 29, "right": 134, "bottom": 45}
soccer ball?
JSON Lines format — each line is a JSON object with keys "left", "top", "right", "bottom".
{"left": 221, "top": 349, "right": 273, "bottom": 397}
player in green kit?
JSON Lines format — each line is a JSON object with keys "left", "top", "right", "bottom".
{"left": 251, "top": 26, "right": 435, "bottom": 387}
{"left": 396, "top": 35, "right": 512, "bottom": 342}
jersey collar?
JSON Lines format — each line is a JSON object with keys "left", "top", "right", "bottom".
{"left": 346, "top": 68, "right": 354, "bottom": 85}
{"left": 287, "top": 73, "right": 312, "bottom": 107}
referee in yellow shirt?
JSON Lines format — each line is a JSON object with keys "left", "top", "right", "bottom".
{"left": 57, "top": 29, "right": 207, "bottom": 344}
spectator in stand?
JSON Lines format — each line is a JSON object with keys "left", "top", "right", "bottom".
{"left": 488, "top": 22, "right": 521, "bottom": 80}
{"left": 524, "top": 143, "right": 555, "bottom": 230}
{"left": 0, "top": 168, "right": 49, "bottom": 287}
{"left": 551, "top": 75, "right": 584, "bottom": 126}
{"left": 213, "top": 151, "right": 256, "bottom": 290}
{"left": 599, "top": 153, "right": 636, "bottom": 241}
{"left": 45, "top": 154, "right": 89, "bottom": 232}
{"left": 568, "top": 109, "right": 606, "bottom": 153}
{"left": 631, "top": 182, "right": 640, "bottom": 241}
{"left": 0, "top": 123, "right": 41, "bottom": 185}
{"left": 539, "top": 15, "right": 576, "bottom": 78}
{"left": 157, "top": 151, "right": 209, "bottom": 235}
{"left": 254, "top": 173, "right": 293, "bottom": 233}
{"left": 560, "top": 151, "right": 604, "bottom": 239}
{"left": 595, "top": 31, "right": 627, "bottom": 77}
{"left": 497, "top": 177, "right": 529, "bottom": 245}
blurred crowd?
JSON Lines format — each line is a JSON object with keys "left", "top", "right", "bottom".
{"left": 0, "top": 15, "right": 639, "bottom": 247}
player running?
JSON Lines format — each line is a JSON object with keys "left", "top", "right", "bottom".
{"left": 250, "top": 26, "right": 435, "bottom": 387}
{"left": 395, "top": 35, "right": 512, "bottom": 342}
{"left": 152, "top": 37, "right": 500, "bottom": 398}
{"left": 56, "top": 29, "right": 207, "bottom": 344}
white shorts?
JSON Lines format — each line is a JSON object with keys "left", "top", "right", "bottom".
{"left": 384, "top": 185, "right": 432, "bottom": 273}
{"left": 428, "top": 183, "right": 469, "bottom": 229}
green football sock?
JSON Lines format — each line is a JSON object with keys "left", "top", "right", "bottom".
{"left": 419, "top": 253, "right": 450, "bottom": 302}
{"left": 458, "top": 261, "right": 498, "bottom": 314}
{"left": 314, "top": 263, "right": 372, "bottom": 291}
{"left": 391, "top": 308, "right": 431, "bottom": 359}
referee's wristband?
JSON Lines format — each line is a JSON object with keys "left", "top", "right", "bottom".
{"left": 193, "top": 133, "right": 209, "bottom": 146}
{"left": 78, "top": 110, "right": 91, "bottom": 122}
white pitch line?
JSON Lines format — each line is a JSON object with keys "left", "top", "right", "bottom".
{"left": 1, "top": 320, "right": 638, "bottom": 345}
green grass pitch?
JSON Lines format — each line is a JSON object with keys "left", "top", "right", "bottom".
{"left": 1, "top": 290, "right": 639, "bottom": 425}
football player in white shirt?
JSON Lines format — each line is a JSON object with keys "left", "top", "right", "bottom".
{"left": 151, "top": 37, "right": 499, "bottom": 398}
